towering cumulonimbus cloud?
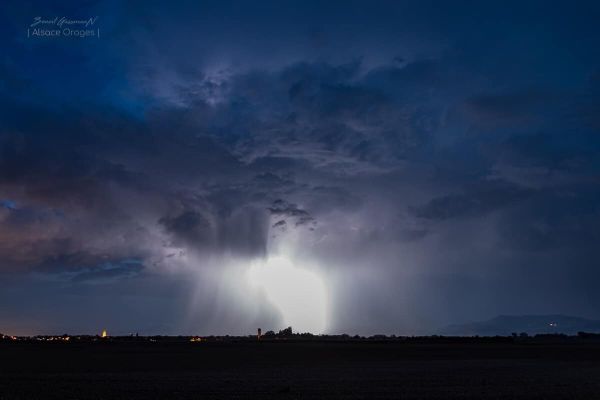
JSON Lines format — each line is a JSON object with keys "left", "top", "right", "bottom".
{"left": 1, "top": 0, "right": 600, "bottom": 335}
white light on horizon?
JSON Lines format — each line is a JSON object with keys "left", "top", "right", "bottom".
{"left": 247, "top": 255, "right": 327, "bottom": 334}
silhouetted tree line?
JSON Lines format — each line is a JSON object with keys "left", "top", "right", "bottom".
{"left": 3, "top": 329, "right": 600, "bottom": 343}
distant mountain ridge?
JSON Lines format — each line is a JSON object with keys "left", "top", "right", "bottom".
{"left": 440, "top": 315, "right": 600, "bottom": 336}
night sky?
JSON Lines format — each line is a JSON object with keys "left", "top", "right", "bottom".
{"left": 1, "top": 1, "right": 600, "bottom": 336}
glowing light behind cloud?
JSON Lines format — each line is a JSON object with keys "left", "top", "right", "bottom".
{"left": 247, "top": 255, "right": 327, "bottom": 334}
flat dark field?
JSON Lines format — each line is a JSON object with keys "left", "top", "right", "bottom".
{"left": 2, "top": 340, "right": 600, "bottom": 399}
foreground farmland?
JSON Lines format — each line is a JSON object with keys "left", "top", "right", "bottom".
{"left": 2, "top": 340, "right": 600, "bottom": 399}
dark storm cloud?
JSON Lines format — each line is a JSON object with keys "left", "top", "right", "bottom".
{"left": 69, "top": 260, "right": 144, "bottom": 283}
{"left": 413, "top": 180, "right": 534, "bottom": 221}
{"left": 1, "top": 0, "right": 600, "bottom": 334}
{"left": 267, "top": 199, "right": 314, "bottom": 227}
{"left": 159, "top": 205, "right": 270, "bottom": 257}
{"left": 463, "top": 89, "right": 556, "bottom": 128}
{"left": 0, "top": 55, "right": 444, "bottom": 279}
{"left": 160, "top": 211, "right": 212, "bottom": 244}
